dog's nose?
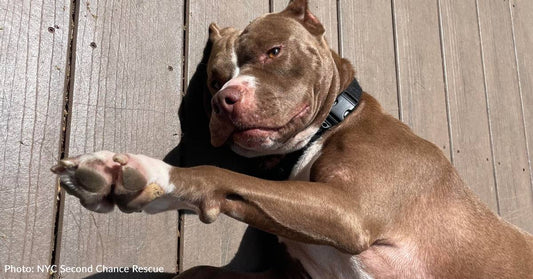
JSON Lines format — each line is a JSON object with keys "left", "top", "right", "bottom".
{"left": 212, "top": 87, "right": 243, "bottom": 116}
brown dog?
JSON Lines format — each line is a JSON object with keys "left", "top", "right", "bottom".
{"left": 52, "top": 0, "right": 533, "bottom": 278}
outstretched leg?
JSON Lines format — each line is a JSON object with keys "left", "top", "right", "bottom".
{"left": 52, "top": 151, "right": 368, "bottom": 254}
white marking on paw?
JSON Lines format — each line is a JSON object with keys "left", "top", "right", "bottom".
{"left": 133, "top": 154, "right": 176, "bottom": 194}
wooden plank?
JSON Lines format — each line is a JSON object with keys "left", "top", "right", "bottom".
{"left": 0, "top": 0, "right": 71, "bottom": 278}
{"left": 339, "top": 0, "right": 398, "bottom": 117}
{"left": 392, "top": 0, "right": 450, "bottom": 158}
{"left": 272, "top": 0, "right": 338, "bottom": 52}
{"left": 59, "top": 0, "right": 183, "bottom": 276}
{"left": 180, "top": 0, "right": 269, "bottom": 271}
{"left": 438, "top": 0, "right": 497, "bottom": 211}
{"left": 510, "top": 0, "right": 533, "bottom": 229}
{"left": 476, "top": 0, "right": 533, "bottom": 232}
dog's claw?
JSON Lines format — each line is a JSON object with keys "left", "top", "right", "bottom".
{"left": 50, "top": 164, "right": 63, "bottom": 174}
{"left": 61, "top": 159, "right": 78, "bottom": 168}
{"left": 113, "top": 153, "right": 129, "bottom": 165}
{"left": 50, "top": 159, "right": 78, "bottom": 174}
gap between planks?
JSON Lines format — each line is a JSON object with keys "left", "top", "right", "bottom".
{"left": 49, "top": 0, "right": 81, "bottom": 275}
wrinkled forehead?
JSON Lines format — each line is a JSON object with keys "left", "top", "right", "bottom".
{"left": 236, "top": 14, "right": 308, "bottom": 52}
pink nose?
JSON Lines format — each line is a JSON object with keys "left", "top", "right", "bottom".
{"left": 212, "top": 87, "right": 243, "bottom": 116}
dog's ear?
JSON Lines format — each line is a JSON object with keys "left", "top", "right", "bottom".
{"left": 281, "top": 0, "right": 325, "bottom": 36}
{"left": 209, "top": 22, "right": 221, "bottom": 41}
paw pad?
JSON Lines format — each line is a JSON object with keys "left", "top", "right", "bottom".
{"left": 122, "top": 166, "right": 148, "bottom": 191}
{"left": 74, "top": 167, "right": 107, "bottom": 192}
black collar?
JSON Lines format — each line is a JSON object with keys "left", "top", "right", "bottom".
{"left": 266, "top": 78, "right": 363, "bottom": 180}
{"left": 308, "top": 78, "right": 363, "bottom": 143}
{"left": 321, "top": 78, "right": 363, "bottom": 130}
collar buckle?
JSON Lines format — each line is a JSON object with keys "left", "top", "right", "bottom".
{"left": 320, "top": 78, "right": 363, "bottom": 131}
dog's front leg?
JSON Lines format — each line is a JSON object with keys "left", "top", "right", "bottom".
{"left": 172, "top": 165, "right": 367, "bottom": 254}
{"left": 52, "top": 151, "right": 368, "bottom": 255}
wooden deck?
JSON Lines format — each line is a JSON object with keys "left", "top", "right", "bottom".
{"left": 1, "top": 0, "right": 532, "bottom": 277}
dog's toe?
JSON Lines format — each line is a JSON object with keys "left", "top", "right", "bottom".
{"left": 121, "top": 165, "right": 148, "bottom": 192}
{"left": 113, "top": 153, "right": 129, "bottom": 165}
{"left": 74, "top": 166, "right": 109, "bottom": 193}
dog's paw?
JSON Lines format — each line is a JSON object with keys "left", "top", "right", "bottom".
{"left": 51, "top": 151, "right": 169, "bottom": 213}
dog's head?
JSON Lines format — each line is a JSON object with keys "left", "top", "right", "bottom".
{"left": 207, "top": 0, "right": 351, "bottom": 157}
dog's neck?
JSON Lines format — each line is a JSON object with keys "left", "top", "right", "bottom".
{"left": 256, "top": 58, "right": 360, "bottom": 180}
{"left": 331, "top": 50, "right": 356, "bottom": 95}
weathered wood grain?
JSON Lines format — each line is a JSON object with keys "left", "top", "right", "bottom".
{"left": 392, "top": 0, "right": 450, "bottom": 159}
{"left": 476, "top": 0, "right": 533, "bottom": 232}
{"left": 1, "top": 1, "right": 532, "bottom": 278}
{"left": 509, "top": 0, "right": 533, "bottom": 229}
{"left": 58, "top": 0, "right": 183, "bottom": 276}
{"left": 180, "top": 0, "right": 269, "bottom": 271}
{"left": 438, "top": 0, "right": 497, "bottom": 211}
{"left": 0, "top": 0, "right": 71, "bottom": 278}
{"left": 339, "top": 0, "right": 398, "bottom": 117}
{"left": 272, "top": 0, "right": 338, "bottom": 52}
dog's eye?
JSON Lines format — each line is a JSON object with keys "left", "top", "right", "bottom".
{"left": 267, "top": 47, "right": 281, "bottom": 58}
{"left": 211, "top": 80, "right": 222, "bottom": 91}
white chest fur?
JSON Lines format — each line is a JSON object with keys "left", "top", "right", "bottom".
{"left": 283, "top": 140, "right": 372, "bottom": 278}
{"left": 289, "top": 139, "right": 323, "bottom": 181}
{"left": 279, "top": 237, "right": 371, "bottom": 279}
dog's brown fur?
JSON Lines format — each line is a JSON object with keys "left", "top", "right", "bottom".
{"left": 52, "top": 0, "right": 533, "bottom": 278}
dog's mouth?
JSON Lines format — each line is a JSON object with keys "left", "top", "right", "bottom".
{"left": 231, "top": 125, "right": 284, "bottom": 149}
{"left": 234, "top": 126, "right": 281, "bottom": 138}
{"left": 209, "top": 104, "right": 310, "bottom": 153}
{"left": 233, "top": 104, "right": 310, "bottom": 146}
